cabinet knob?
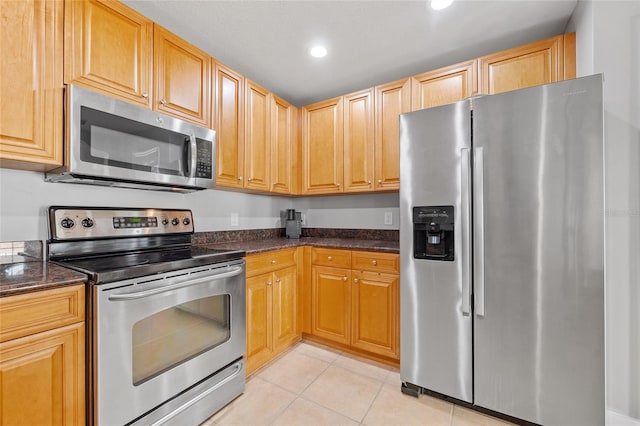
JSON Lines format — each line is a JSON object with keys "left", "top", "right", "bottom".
{"left": 248, "top": 177, "right": 253, "bottom": 182}
{"left": 267, "top": 281, "right": 272, "bottom": 286}
{"left": 327, "top": 256, "right": 333, "bottom": 261}
{"left": 372, "top": 260, "right": 378, "bottom": 266}
{"left": 275, "top": 278, "right": 281, "bottom": 283}
{"left": 141, "top": 91, "right": 149, "bottom": 98}
{"left": 367, "top": 180, "right": 372, "bottom": 185}
{"left": 343, "top": 276, "right": 348, "bottom": 281}
{"left": 354, "top": 278, "right": 359, "bottom": 283}
{"left": 378, "top": 179, "right": 383, "bottom": 185}
{"left": 160, "top": 98, "right": 167, "bottom": 105}
{"left": 271, "top": 259, "right": 276, "bottom": 264}
{"left": 238, "top": 176, "right": 243, "bottom": 181}
{"left": 336, "top": 183, "right": 341, "bottom": 187}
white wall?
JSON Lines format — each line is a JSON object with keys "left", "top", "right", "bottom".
{"left": 0, "top": 168, "right": 293, "bottom": 241}
{"left": 568, "top": 0, "right": 640, "bottom": 421}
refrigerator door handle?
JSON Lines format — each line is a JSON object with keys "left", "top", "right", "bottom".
{"left": 473, "top": 147, "right": 485, "bottom": 317}
{"left": 461, "top": 148, "right": 472, "bottom": 316}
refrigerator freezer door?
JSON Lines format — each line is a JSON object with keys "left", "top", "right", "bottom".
{"left": 473, "top": 75, "right": 604, "bottom": 425}
{"left": 399, "top": 100, "right": 473, "bottom": 402}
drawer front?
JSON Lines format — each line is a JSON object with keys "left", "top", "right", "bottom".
{"left": 246, "top": 248, "right": 297, "bottom": 277}
{"left": 352, "top": 251, "right": 400, "bottom": 274}
{"left": 0, "top": 284, "right": 85, "bottom": 342}
{"left": 310, "top": 248, "right": 351, "bottom": 269}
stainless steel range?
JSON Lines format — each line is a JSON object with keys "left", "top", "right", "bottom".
{"left": 47, "top": 207, "right": 246, "bottom": 426}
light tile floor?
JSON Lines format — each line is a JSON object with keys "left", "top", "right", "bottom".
{"left": 202, "top": 342, "right": 515, "bottom": 426}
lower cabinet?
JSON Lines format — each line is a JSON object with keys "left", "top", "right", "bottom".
{"left": 0, "top": 284, "right": 85, "bottom": 425}
{"left": 309, "top": 248, "right": 400, "bottom": 362}
{"left": 245, "top": 249, "right": 300, "bottom": 375}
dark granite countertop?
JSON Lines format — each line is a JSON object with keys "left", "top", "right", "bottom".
{"left": 198, "top": 237, "right": 399, "bottom": 255}
{"left": 0, "top": 262, "right": 88, "bottom": 297}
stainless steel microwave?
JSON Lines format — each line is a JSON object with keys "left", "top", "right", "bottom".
{"left": 46, "top": 85, "right": 216, "bottom": 192}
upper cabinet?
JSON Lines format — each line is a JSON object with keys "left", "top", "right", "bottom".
{"left": 411, "top": 60, "right": 478, "bottom": 110}
{"left": 0, "top": 0, "right": 64, "bottom": 172}
{"left": 271, "top": 96, "right": 297, "bottom": 194}
{"left": 214, "top": 62, "right": 245, "bottom": 188}
{"left": 244, "top": 80, "right": 271, "bottom": 192}
{"left": 153, "top": 25, "right": 211, "bottom": 127}
{"left": 374, "top": 78, "right": 411, "bottom": 191}
{"left": 479, "top": 34, "right": 575, "bottom": 95}
{"left": 65, "top": 0, "right": 153, "bottom": 107}
{"left": 343, "top": 89, "right": 375, "bottom": 193}
{"left": 65, "top": 1, "right": 211, "bottom": 126}
{"left": 302, "top": 97, "right": 344, "bottom": 194}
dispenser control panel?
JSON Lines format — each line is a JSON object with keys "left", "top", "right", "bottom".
{"left": 413, "top": 206, "right": 454, "bottom": 261}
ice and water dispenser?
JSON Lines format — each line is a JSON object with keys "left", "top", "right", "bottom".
{"left": 413, "top": 206, "right": 454, "bottom": 261}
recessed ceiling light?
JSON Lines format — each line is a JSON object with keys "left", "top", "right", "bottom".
{"left": 310, "top": 45, "right": 328, "bottom": 58}
{"left": 431, "top": 0, "right": 454, "bottom": 10}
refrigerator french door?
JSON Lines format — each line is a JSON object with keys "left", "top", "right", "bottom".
{"left": 399, "top": 75, "right": 604, "bottom": 425}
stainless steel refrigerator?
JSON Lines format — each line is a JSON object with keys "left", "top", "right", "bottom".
{"left": 399, "top": 75, "right": 604, "bottom": 425}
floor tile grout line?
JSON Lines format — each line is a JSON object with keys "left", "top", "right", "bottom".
{"left": 357, "top": 376, "right": 386, "bottom": 425}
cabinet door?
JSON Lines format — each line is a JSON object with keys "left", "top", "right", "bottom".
{"left": 0, "top": 0, "right": 63, "bottom": 171}
{"left": 311, "top": 266, "right": 351, "bottom": 345}
{"left": 411, "top": 60, "right": 478, "bottom": 110}
{"left": 343, "top": 89, "right": 374, "bottom": 193}
{"left": 272, "top": 266, "right": 298, "bottom": 351}
{"left": 154, "top": 25, "right": 211, "bottom": 126}
{"left": 65, "top": 0, "right": 153, "bottom": 107}
{"left": 214, "top": 63, "right": 245, "bottom": 188}
{"left": 302, "top": 97, "right": 344, "bottom": 194}
{"left": 244, "top": 80, "right": 271, "bottom": 191}
{"left": 479, "top": 34, "right": 564, "bottom": 95}
{"left": 0, "top": 322, "right": 85, "bottom": 425}
{"left": 351, "top": 271, "right": 399, "bottom": 359}
{"left": 270, "top": 95, "right": 294, "bottom": 194}
{"left": 374, "top": 78, "right": 411, "bottom": 191}
{"left": 246, "top": 273, "right": 272, "bottom": 375}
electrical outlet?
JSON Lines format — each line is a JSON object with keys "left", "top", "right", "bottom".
{"left": 230, "top": 213, "right": 239, "bottom": 226}
{"left": 301, "top": 213, "right": 306, "bottom": 225}
{"left": 384, "top": 211, "right": 393, "bottom": 225}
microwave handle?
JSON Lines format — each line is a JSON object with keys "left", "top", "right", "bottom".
{"left": 188, "top": 134, "right": 198, "bottom": 178}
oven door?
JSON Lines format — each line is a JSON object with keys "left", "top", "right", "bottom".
{"left": 94, "top": 259, "right": 245, "bottom": 426}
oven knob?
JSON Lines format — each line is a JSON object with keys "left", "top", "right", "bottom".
{"left": 161, "top": 218, "right": 169, "bottom": 226}
{"left": 60, "top": 218, "right": 75, "bottom": 229}
{"left": 182, "top": 218, "right": 191, "bottom": 226}
{"left": 81, "top": 218, "right": 94, "bottom": 228}
{"left": 171, "top": 218, "right": 180, "bottom": 226}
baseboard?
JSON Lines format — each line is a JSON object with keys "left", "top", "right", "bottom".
{"left": 608, "top": 410, "right": 640, "bottom": 426}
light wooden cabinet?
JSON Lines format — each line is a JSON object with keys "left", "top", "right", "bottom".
{"left": 0, "top": 285, "right": 85, "bottom": 425}
{"left": 374, "top": 78, "right": 411, "bottom": 191}
{"left": 244, "top": 80, "right": 271, "bottom": 192}
{"left": 214, "top": 62, "right": 245, "bottom": 188}
{"left": 270, "top": 95, "right": 296, "bottom": 194}
{"left": 64, "top": 0, "right": 153, "bottom": 107}
{"left": 412, "top": 59, "right": 478, "bottom": 111}
{"left": 154, "top": 25, "right": 211, "bottom": 126}
{"left": 311, "top": 265, "right": 351, "bottom": 345}
{"left": 479, "top": 33, "right": 575, "bottom": 95}
{"left": 0, "top": 0, "right": 64, "bottom": 172}
{"left": 245, "top": 249, "right": 299, "bottom": 375}
{"left": 302, "top": 97, "right": 344, "bottom": 194}
{"left": 343, "top": 89, "right": 375, "bottom": 193}
{"left": 309, "top": 248, "right": 400, "bottom": 361}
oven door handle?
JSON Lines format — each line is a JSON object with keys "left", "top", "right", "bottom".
{"left": 107, "top": 266, "right": 243, "bottom": 301}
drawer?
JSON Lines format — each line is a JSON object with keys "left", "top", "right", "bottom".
{"left": 246, "top": 248, "right": 296, "bottom": 277}
{"left": 0, "top": 284, "right": 85, "bottom": 342}
{"left": 311, "top": 247, "right": 351, "bottom": 269}
{"left": 352, "top": 251, "right": 400, "bottom": 274}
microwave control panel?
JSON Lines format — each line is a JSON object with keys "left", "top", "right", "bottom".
{"left": 49, "top": 207, "right": 194, "bottom": 240}
{"left": 195, "top": 139, "right": 213, "bottom": 179}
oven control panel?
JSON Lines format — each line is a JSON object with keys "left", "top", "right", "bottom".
{"left": 49, "top": 207, "right": 194, "bottom": 240}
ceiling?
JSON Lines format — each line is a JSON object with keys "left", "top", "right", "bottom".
{"left": 123, "top": 0, "right": 578, "bottom": 107}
